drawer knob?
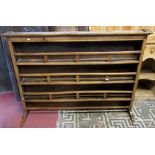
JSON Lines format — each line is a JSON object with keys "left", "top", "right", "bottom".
{"left": 151, "top": 49, "right": 154, "bottom": 53}
{"left": 27, "top": 38, "right": 31, "bottom": 41}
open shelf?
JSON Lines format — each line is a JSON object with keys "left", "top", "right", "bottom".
{"left": 13, "top": 41, "right": 143, "bottom": 53}
{"left": 27, "top": 106, "right": 130, "bottom": 110}
{"left": 22, "top": 83, "right": 134, "bottom": 92}
{"left": 18, "top": 64, "right": 138, "bottom": 74}
{"left": 139, "top": 58, "right": 155, "bottom": 81}
{"left": 24, "top": 90, "right": 132, "bottom": 103}
{"left": 14, "top": 40, "right": 141, "bottom": 65}
{"left": 15, "top": 51, "right": 140, "bottom": 65}
{"left": 26, "top": 100, "right": 130, "bottom": 110}
{"left": 139, "top": 69, "right": 155, "bottom": 81}
{"left": 135, "top": 87, "right": 155, "bottom": 99}
{"left": 16, "top": 61, "right": 139, "bottom": 65}
{"left": 20, "top": 72, "right": 135, "bottom": 85}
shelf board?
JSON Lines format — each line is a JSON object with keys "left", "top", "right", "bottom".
{"left": 139, "top": 69, "right": 155, "bottom": 80}
{"left": 25, "top": 98, "right": 131, "bottom": 103}
{"left": 135, "top": 88, "right": 155, "bottom": 99}
{"left": 21, "top": 80, "right": 135, "bottom": 85}
{"left": 17, "top": 60, "right": 139, "bottom": 66}
{"left": 14, "top": 51, "right": 141, "bottom": 56}
{"left": 23, "top": 90, "right": 133, "bottom": 95}
{"left": 27, "top": 106, "right": 130, "bottom": 111}
{"left": 19, "top": 72, "right": 137, "bottom": 77}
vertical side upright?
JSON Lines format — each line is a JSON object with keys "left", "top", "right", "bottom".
{"left": 129, "top": 36, "right": 148, "bottom": 111}
{"left": 7, "top": 39, "right": 26, "bottom": 111}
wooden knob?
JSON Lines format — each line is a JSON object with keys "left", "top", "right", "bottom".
{"left": 150, "top": 48, "right": 154, "bottom": 54}
{"left": 105, "top": 76, "right": 109, "bottom": 81}
{"left": 104, "top": 93, "right": 107, "bottom": 98}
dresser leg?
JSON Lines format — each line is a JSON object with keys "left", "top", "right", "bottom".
{"left": 129, "top": 110, "right": 134, "bottom": 124}
{"left": 20, "top": 110, "right": 29, "bottom": 127}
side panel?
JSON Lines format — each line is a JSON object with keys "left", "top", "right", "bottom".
{"left": 129, "top": 37, "right": 148, "bottom": 110}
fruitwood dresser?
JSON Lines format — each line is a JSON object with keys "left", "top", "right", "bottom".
{"left": 3, "top": 31, "right": 151, "bottom": 127}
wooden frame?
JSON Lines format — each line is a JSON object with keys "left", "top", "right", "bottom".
{"left": 3, "top": 31, "right": 151, "bottom": 127}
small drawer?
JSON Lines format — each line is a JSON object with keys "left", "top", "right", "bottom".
{"left": 143, "top": 45, "right": 155, "bottom": 60}
{"left": 146, "top": 33, "right": 155, "bottom": 44}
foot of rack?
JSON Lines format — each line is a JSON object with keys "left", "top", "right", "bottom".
{"left": 129, "top": 110, "right": 134, "bottom": 124}
{"left": 20, "top": 110, "right": 29, "bottom": 127}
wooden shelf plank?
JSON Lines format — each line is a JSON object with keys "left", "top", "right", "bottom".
{"left": 23, "top": 90, "right": 133, "bottom": 95}
{"left": 17, "top": 61, "right": 139, "bottom": 66}
{"left": 19, "top": 72, "right": 136, "bottom": 76}
{"left": 27, "top": 106, "right": 130, "bottom": 110}
{"left": 21, "top": 80, "right": 135, "bottom": 85}
{"left": 3, "top": 31, "right": 151, "bottom": 37}
{"left": 25, "top": 98, "right": 131, "bottom": 102}
{"left": 14, "top": 51, "right": 141, "bottom": 56}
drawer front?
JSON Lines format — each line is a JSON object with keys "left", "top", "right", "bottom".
{"left": 143, "top": 45, "right": 155, "bottom": 60}
{"left": 146, "top": 33, "right": 155, "bottom": 44}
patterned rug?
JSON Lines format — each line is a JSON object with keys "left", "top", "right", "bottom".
{"left": 56, "top": 99, "right": 155, "bottom": 128}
